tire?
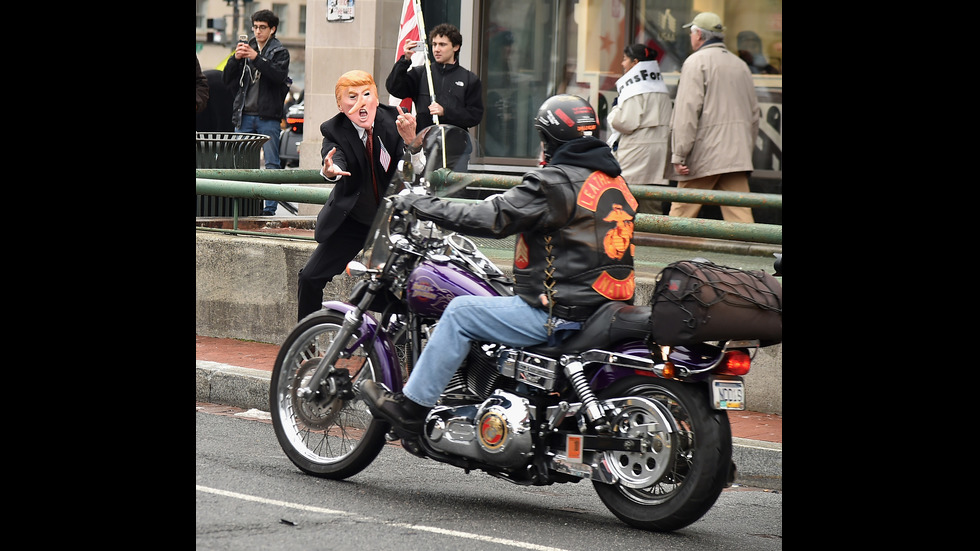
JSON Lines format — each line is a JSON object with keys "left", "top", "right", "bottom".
{"left": 591, "top": 376, "right": 732, "bottom": 532}
{"left": 270, "top": 310, "right": 389, "bottom": 479}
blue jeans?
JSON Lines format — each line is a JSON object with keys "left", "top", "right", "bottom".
{"left": 402, "top": 295, "right": 550, "bottom": 407}
{"left": 237, "top": 114, "right": 282, "bottom": 213}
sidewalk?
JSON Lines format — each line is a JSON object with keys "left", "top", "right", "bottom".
{"left": 196, "top": 335, "right": 782, "bottom": 489}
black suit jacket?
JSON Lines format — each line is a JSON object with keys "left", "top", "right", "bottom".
{"left": 315, "top": 105, "right": 405, "bottom": 243}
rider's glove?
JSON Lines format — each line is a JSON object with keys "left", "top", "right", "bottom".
{"left": 390, "top": 193, "right": 421, "bottom": 215}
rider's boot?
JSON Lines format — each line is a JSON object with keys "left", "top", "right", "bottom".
{"left": 360, "top": 380, "right": 430, "bottom": 434}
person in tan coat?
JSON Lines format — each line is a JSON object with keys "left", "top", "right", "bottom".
{"left": 668, "top": 12, "right": 760, "bottom": 223}
{"left": 607, "top": 44, "right": 673, "bottom": 215}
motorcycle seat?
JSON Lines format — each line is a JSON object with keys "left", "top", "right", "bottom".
{"left": 525, "top": 302, "right": 651, "bottom": 356}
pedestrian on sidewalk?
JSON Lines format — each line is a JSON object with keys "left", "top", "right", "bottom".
{"left": 667, "top": 12, "right": 760, "bottom": 223}
{"left": 196, "top": 55, "right": 210, "bottom": 113}
{"left": 385, "top": 23, "right": 483, "bottom": 172}
{"left": 223, "top": 9, "right": 292, "bottom": 215}
{"left": 607, "top": 43, "right": 673, "bottom": 215}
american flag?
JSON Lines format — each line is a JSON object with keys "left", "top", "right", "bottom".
{"left": 378, "top": 137, "right": 391, "bottom": 172}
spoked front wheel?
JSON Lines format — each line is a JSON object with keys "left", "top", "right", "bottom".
{"left": 592, "top": 376, "right": 733, "bottom": 532}
{"left": 269, "top": 310, "right": 389, "bottom": 479}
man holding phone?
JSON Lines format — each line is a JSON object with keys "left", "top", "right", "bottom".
{"left": 385, "top": 23, "right": 483, "bottom": 172}
{"left": 222, "top": 9, "right": 291, "bottom": 215}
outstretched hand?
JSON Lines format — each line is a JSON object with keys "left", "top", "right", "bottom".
{"left": 322, "top": 147, "right": 351, "bottom": 179}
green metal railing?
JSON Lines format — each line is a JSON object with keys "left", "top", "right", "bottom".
{"left": 195, "top": 168, "right": 782, "bottom": 245}
{"left": 195, "top": 134, "right": 270, "bottom": 216}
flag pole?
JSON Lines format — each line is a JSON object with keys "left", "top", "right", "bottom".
{"left": 413, "top": 0, "right": 439, "bottom": 125}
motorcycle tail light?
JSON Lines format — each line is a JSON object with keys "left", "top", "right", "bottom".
{"left": 717, "top": 350, "right": 751, "bottom": 376}
{"left": 286, "top": 117, "right": 303, "bottom": 125}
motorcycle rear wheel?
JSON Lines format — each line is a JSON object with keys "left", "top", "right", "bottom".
{"left": 592, "top": 376, "right": 732, "bottom": 532}
{"left": 270, "top": 310, "right": 389, "bottom": 479}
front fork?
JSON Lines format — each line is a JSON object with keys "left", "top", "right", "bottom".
{"left": 296, "top": 280, "right": 402, "bottom": 402}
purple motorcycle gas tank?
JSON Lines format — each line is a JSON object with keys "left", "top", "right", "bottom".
{"left": 406, "top": 259, "right": 500, "bottom": 318}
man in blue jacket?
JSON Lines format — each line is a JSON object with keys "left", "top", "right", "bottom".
{"left": 223, "top": 9, "right": 291, "bottom": 215}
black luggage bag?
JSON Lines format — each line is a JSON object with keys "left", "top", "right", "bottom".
{"left": 648, "top": 259, "right": 782, "bottom": 346}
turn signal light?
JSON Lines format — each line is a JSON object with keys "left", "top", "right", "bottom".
{"left": 719, "top": 350, "right": 751, "bottom": 376}
{"left": 642, "top": 361, "right": 675, "bottom": 379}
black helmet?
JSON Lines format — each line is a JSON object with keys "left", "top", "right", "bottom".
{"left": 534, "top": 94, "right": 598, "bottom": 161}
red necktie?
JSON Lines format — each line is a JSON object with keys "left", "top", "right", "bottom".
{"left": 365, "top": 127, "right": 379, "bottom": 203}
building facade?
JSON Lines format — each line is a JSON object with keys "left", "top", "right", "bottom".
{"left": 197, "top": 0, "right": 781, "bottom": 216}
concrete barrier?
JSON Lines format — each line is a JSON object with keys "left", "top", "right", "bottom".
{"left": 196, "top": 231, "right": 781, "bottom": 415}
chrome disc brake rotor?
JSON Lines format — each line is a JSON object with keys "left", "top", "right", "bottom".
{"left": 290, "top": 358, "right": 345, "bottom": 429}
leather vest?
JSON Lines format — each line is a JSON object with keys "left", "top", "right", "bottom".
{"left": 512, "top": 164, "right": 637, "bottom": 321}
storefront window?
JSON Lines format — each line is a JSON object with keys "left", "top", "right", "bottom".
{"left": 477, "top": 0, "right": 781, "bottom": 175}
{"left": 630, "top": 1, "right": 781, "bottom": 173}
{"left": 481, "top": 0, "right": 560, "bottom": 159}
{"left": 478, "top": 0, "right": 629, "bottom": 160}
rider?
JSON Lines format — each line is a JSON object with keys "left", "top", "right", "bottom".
{"left": 361, "top": 94, "right": 639, "bottom": 435}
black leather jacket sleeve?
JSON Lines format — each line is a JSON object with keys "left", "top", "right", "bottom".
{"left": 406, "top": 170, "right": 573, "bottom": 239}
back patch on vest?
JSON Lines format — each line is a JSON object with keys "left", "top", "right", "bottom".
{"left": 579, "top": 171, "right": 637, "bottom": 300}
{"left": 592, "top": 271, "right": 635, "bottom": 300}
{"left": 602, "top": 204, "right": 634, "bottom": 260}
{"left": 577, "top": 172, "right": 637, "bottom": 261}
{"left": 576, "top": 172, "right": 638, "bottom": 212}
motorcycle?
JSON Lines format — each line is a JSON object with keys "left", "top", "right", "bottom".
{"left": 278, "top": 99, "right": 303, "bottom": 169}
{"left": 270, "top": 124, "right": 782, "bottom": 532}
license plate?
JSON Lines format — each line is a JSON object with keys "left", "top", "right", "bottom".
{"left": 710, "top": 377, "right": 745, "bottom": 410}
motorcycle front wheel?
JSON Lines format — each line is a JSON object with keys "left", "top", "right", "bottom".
{"left": 592, "top": 376, "right": 733, "bottom": 532}
{"left": 270, "top": 310, "right": 389, "bottom": 479}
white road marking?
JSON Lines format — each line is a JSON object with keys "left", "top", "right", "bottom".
{"left": 197, "top": 485, "right": 569, "bottom": 551}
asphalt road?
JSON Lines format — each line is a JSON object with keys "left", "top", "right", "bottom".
{"left": 197, "top": 405, "right": 783, "bottom": 550}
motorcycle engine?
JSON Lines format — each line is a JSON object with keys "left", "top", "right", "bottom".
{"left": 423, "top": 390, "right": 534, "bottom": 468}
